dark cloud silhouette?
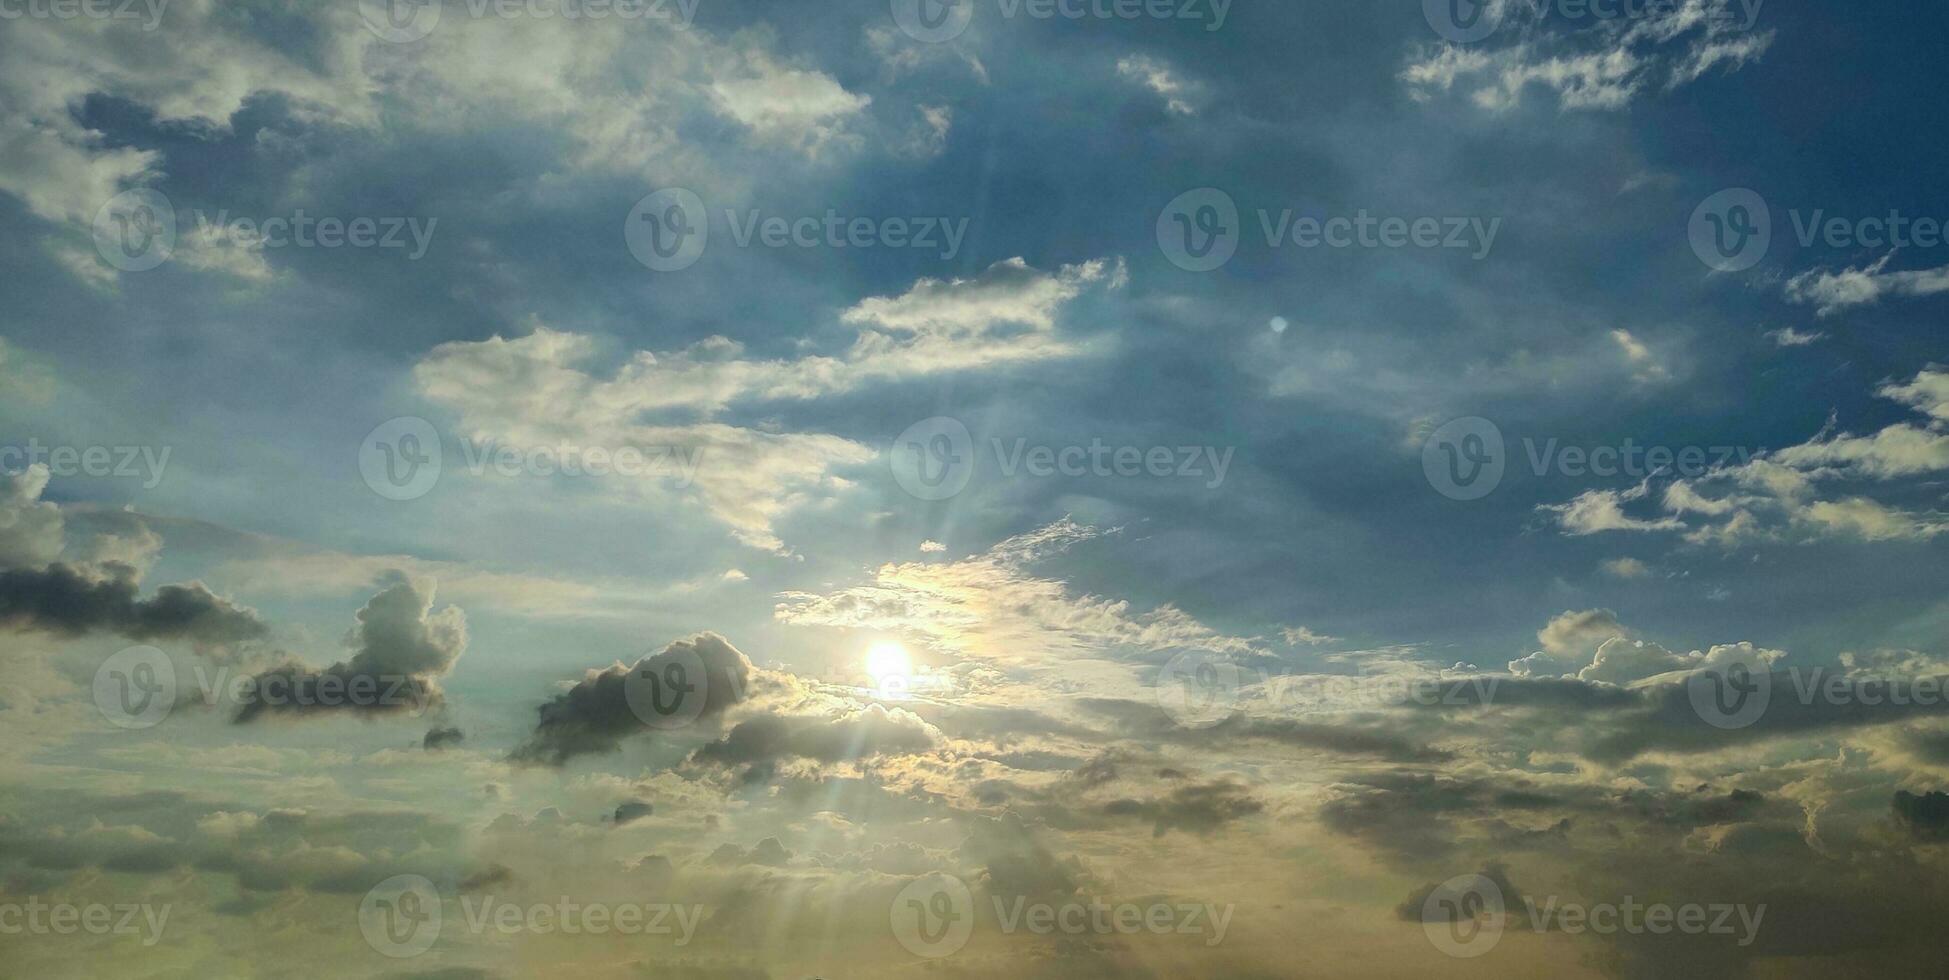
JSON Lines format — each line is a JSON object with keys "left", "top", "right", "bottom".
{"left": 1893, "top": 790, "right": 1949, "bottom": 840}
{"left": 688, "top": 703, "right": 937, "bottom": 768}
{"left": 0, "top": 561, "right": 267, "bottom": 645}
{"left": 233, "top": 575, "right": 465, "bottom": 723}
{"left": 423, "top": 726, "right": 464, "bottom": 750}
{"left": 511, "top": 633, "right": 753, "bottom": 766}
{"left": 1102, "top": 777, "right": 1265, "bottom": 837}
{"left": 613, "top": 800, "right": 654, "bottom": 825}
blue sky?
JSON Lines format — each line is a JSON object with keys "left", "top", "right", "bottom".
{"left": 3, "top": 1, "right": 1948, "bottom": 976}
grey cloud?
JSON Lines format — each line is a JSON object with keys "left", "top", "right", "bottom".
{"left": 233, "top": 574, "right": 465, "bottom": 723}
{"left": 511, "top": 632, "right": 753, "bottom": 766}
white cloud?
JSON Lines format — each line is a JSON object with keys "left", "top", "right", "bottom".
{"left": 776, "top": 519, "right": 1260, "bottom": 666}
{"left": 1785, "top": 254, "right": 1949, "bottom": 316}
{"left": 1766, "top": 327, "right": 1826, "bottom": 347}
{"left": 1401, "top": 0, "right": 1774, "bottom": 112}
{"left": 1116, "top": 55, "right": 1198, "bottom": 115}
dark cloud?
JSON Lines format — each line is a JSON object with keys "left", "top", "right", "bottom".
{"left": 1076, "top": 696, "right": 1452, "bottom": 761}
{"left": 423, "top": 726, "right": 464, "bottom": 750}
{"left": 1102, "top": 777, "right": 1265, "bottom": 837}
{"left": 233, "top": 575, "right": 465, "bottom": 723}
{"left": 1893, "top": 790, "right": 1949, "bottom": 840}
{"left": 688, "top": 703, "right": 937, "bottom": 768}
{"left": 510, "top": 633, "right": 753, "bottom": 766}
{"left": 614, "top": 800, "right": 654, "bottom": 825}
{"left": 0, "top": 561, "right": 267, "bottom": 645}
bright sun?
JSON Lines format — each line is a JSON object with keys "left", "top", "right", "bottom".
{"left": 865, "top": 642, "right": 913, "bottom": 690}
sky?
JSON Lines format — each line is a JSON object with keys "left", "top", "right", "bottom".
{"left": 2, "top": 0, "right": 1948, "bottom": 976}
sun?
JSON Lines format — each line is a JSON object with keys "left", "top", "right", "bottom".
{"left": 865, "top": 642, "right": 914, "bottom": 694}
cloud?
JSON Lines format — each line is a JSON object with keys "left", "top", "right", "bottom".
{"left": 1537, "top": 483, "right": 1684, "bottom": 535}
{"left": 1102, "top": 777, "right": 1264, "bottom": 837}
{"left": 1892, "top": 790, "right": 1949, "bottom": 840}
{"left": 423, "top": 726, "right": 464, "bottom": 750}
{"left": 1785, "top": 254, "right": 1949, "bottom": 316}
{"left": 1402, "top": 1, "right": 1774, "bottom": 112}
{"left": 688, "top": 703, "right": 940, "bottom": 769}
{"left": 232, "top": 574, "right": 466, "bottom": 723}
{"left": 613, "top": 800, "right": 654, "bottom": 825}
{"left": 1766, "top": 327, "right": 1827, "bottom": 347}
{"left": 1536, "top": 369, "right": 1949, "bottom": 545}
{"left": 413, "top": 260, "right": 1114, "bottom": 552}
{"left": 1115, "top": 55, "right": 1198, "bottom": 115}
{"left": 1600, "top": 557, "right": 1652, "bottom": 579}
{"left": 511, "top": 633, "right": 754, "bottom": 766}
{"left": 0, "top": 467, "right": 266, "bottom": 646}
{"left": 776, "top": 519, "right": 1260, "bottom": 666}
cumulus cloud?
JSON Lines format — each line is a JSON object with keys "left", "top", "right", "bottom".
{"left": 0, "top": 467, "right": 266, "bottom": 646}
{"left": 232, "top": 574, "right": 466, "bottom": 723}
{"left": 511, "top": 632, "right": 754, "bottom": 766}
